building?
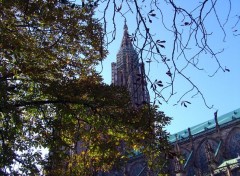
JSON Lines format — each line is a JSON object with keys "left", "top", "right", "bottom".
{"left": 111, "top": 21, "right": 150, "bottom": 106}
{"left": 104, "top": 108, "right": 240, "bottom": 176}
{"left": 169, "top": 108, "right": 240, "bottom": 176}
{"left": 109, "top": 23, "right": 240, "bottom": 176}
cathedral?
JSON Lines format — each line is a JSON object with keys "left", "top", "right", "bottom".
{"left": 108, "top": 22, "right": 240, "bottom": 176}
{"left": 168, "top": 108, "right": 240, "bottom": 176}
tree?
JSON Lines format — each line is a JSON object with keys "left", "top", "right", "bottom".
{"left": 72, "top": 0, "right": 239, "bottom": 108}
{"left": 0, "top": 0, "right": 171, "bottom": 175}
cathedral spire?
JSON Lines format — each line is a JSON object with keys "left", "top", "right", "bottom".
{"left": 124, "top": 19, "right": 128, "bottom": 32}
{"left": 120, "top": 20, "right": 133, "bottom": 48}
{"left": 112, "top": 22, "right": 150, "bottom": 106}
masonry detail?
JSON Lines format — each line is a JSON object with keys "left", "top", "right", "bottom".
{"left": 111, "top": 22, "right": 149, "bottom": 106}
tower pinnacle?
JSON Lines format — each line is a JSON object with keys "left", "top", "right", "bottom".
{"left": 120, "top": 20, "right": 132, "bottom": 48}
{"left": 124, "top": 19, "right": 128, "bottom": 31}
{"left": 111, "top": 22, "right": 150, "bottom": 106}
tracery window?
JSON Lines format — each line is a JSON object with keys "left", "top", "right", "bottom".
{"left": 180, "top": 148, "right": 195, "bottom": 176}
{"left": 226, "top": 128, "right": 240, "bottom": 158}
{"left": 195, "top": 139, "right": 219, "bottom": 175}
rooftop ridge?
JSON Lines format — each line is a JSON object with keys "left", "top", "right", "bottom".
{"left": 169, "top": 108, "right": 240, "bottom": 143}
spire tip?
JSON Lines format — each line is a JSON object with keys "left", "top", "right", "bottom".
{"left": 124, "top": 19, "right": 128, "bottom": 31}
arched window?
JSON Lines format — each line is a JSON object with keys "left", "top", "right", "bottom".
{"left": 225, "top": 128, "right": 240, "bottom": 158}
{"left": 195, "top": 139, "right": 219, "bottom": 175}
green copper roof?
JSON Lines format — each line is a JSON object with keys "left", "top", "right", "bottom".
{"left": 214, "top": 157, "right": 240, "bottom": 174}
{"left": 169, "top": 108, "right": 240, "bottom": 143}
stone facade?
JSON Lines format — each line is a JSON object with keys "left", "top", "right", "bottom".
{"left": 168, "top": 108, "right": 240, "bottom": 176}
{"left": 111, "top": 21, "right": 149, "bottom": 106}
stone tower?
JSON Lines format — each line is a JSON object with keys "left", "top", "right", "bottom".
{"left": 111, "top": 22, "right": 150, "bottom": 106}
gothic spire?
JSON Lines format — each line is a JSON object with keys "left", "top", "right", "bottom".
{"left": 112, "top": 21, "right": 150, "bottom": 105}
{"left": 124, "top": 19, "right": 128, "bottom": 32}
{"left": 120, "top": 20, "right": 133, "bottom": 49}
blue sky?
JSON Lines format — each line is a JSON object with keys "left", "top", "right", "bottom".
{"left": 76, "top": 0, "right": 240, "bottom": 134}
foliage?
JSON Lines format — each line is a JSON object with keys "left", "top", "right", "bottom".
{"left": 0, "top": 0, "right": 171, "bottom": 175}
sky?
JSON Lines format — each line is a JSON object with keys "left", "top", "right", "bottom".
{"left": 76, "top": 0, "right": 240, "bottom": 134}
